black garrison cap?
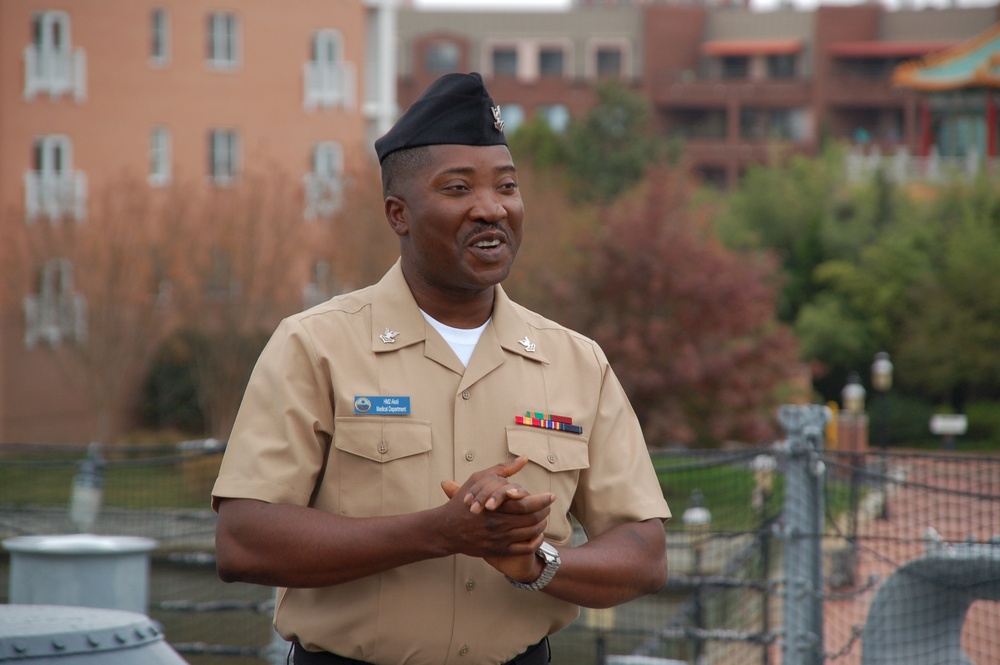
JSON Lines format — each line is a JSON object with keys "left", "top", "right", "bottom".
{"left": 374, "top": 72, "right": 508, "bottom": 163}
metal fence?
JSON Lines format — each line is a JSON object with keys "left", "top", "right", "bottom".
{"left": 1, "top": 410, "right": 998, "bottom": 665}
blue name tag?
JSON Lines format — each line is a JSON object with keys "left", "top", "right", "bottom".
{"left": 354, "top": 396, "right": 411, "bottom": 416}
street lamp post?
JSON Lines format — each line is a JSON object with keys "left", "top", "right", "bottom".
{"left": 683, "top": 489, "right": 712, "bottom": 665}
{"left": 841, "top": 373, "right": 866, "bottom": 543}
{"left": 871, "top": 352, "right": 893, "bottom": 519}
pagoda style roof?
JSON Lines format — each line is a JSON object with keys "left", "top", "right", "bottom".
{"left": 894, "top": 22, "right": 1000, "bottom": 91}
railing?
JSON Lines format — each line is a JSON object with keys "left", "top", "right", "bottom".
{"left": 23, "top": 170, "right": 88, "bottom": 222}
{"left": 23, "top": 45, "right": 87, "bottom": 101}
{"left": 303, "top": 61, "right": 357, "bottom": 111}
{"left": 845, "top": 145, "right": 1000, "bottom": 184}
{"left": 303, "top": 173, "right": 345, "bottom": 220}
{"left": 1, "top": 435, "right": 998, "bottom": 665}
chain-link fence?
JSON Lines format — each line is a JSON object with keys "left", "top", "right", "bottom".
{"left": 1, "top": 418, "right": 998, "bottom": 665}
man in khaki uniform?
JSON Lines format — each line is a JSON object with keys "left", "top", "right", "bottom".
{"left": 213, "top": 72, "right": 670, "bottom": 665}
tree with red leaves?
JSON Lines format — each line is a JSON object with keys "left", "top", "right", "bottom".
{"left": 567, "top": 169, "right": 803, "bottom": 447}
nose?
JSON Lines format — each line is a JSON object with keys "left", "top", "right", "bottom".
{"left": 469, "top": 190, "right": 506, "bottom": 224}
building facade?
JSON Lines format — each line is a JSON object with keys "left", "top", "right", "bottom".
{"left": 397, "top": 3, "right": 1000, "bottom": 189}
{"left": 0, "top": 0, "right": 398, "bottom": 443}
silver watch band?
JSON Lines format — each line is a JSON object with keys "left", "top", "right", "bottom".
{"left": 505, "top": 542, "right": 560, "bottom": 591}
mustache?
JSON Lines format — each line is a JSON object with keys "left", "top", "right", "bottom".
{"left": 462, "top": 223, "right": 510, "bottom": 245}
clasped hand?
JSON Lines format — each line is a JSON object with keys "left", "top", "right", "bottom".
{"left": 440, "top": 455, "right": 555, "bottom": 584}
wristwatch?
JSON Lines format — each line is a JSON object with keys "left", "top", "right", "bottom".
{"left": 505, "top": 542, "right": 561, "bottom": 591}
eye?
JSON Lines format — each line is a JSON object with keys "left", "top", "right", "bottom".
{"left": 442, "top": 181, "right": 470, "bottom": 193}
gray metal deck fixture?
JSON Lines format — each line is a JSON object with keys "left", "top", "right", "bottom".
{"left": 0, "top": 604, "right": 188, "bottom": 663}
{"left": 861, "top": 531, "right": 1000, "bottom": 665}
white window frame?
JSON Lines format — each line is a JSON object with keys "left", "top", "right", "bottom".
{"left": 304, "top": 141, "right": 344, "bottom": 219}
{"left": 149, "top": 126, "right": 172, "bottom": 186}
{"left": 208, "top": 129, "right": 240, "bottom": 185}
{"left": 150, "top": 8, "right": 170, "bottom": 66}
{"left": 24, "top": 134, "right": 87, "bottom": 222}
{"left": 206, "top": 12, "right": 240, "bottom": 69}
{"left": 24, "top": 10, "right": 86, "bottom": 101}
{"left": 23, "top": 258, "right": 87, "bottom": 348}
{"left": 303, "top": 29, "right": 356, "bottom": 110}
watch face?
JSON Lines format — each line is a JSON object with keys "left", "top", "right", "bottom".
{"left": 538, "top": 542, "right": 559, "bottom": 563}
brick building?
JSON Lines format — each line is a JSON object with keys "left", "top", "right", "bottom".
{"left": 397, "top": 2, "right": 999, "bottom": 188}
{"left": 0, "top": 0, "right": 398, "bottom": 442}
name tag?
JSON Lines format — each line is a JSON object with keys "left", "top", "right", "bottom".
{"left": 354, "top": 396, "right": 411, "bottom": 416}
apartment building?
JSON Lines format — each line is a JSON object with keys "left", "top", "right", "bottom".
{"left": 397, "top": 2, "right": 999, "bottom": 189}
{"left": 0, "top": 1, "right": 398, "bottom": 442}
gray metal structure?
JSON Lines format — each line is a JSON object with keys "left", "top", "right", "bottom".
{"left": 861, "top": 535, "right": 1000, "bottom": 665}
{"left": 0, "top": 604, "right": 188, "bottom": 663}
{"left": 777, "top": 404, "right": 830, "bottom": 665}
{"left": 3, "top": 534, "right": 157, "bottom": 614}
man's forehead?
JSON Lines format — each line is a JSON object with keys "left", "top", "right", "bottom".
{"left": 425, "top": 144, "right": 516, "bottom": 175}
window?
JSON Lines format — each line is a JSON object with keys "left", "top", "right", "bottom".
{"left": 24, "top": 10, "right": 86, "bottom": 100}
{"left": 303, "top": 259, "right": 336, "bottom": 308}
{"left": 720, "top": 56, "right": 748, "bottom": 80}
{"left": 767, "top": 54, "right": 795, "bottom": 80}
{"left": 596, "top": 47, "right": 623, "bottom": 77}
{"left": 206, "top": 12, "right": 239, "bottom": 68}
{"left": 740, "top": 108, "right": 806, "bottom": 141}
{"left": 539, "top": 47, "right": 565, "bottom": 77}
{"left": 25, "top": 134, "right": 85, "bottom": 221}
{"left": 149, "top": 126, "right": 171, "bottom": 186}
{"left": 150, "top": 8, "right": 170, "bottom": 65}
{"left": 304, "top": 29, "right": 355, "bottom": 110}
{"left": 304, "top": 142, "right": 344, "bottom": 219}
{"left": 208, "top": 130, "right": 239, "bottom": 184}
{"left": 501, "top": 104, "right": 525, "bottom": 134}
{"left": 23, "top": 258, "right": 86, "bottom": 348}
{"left": 425, "top": 42, "right": 459, "bottom": 74}
{"left": 539, "top": 105, "right": 570, "bottom": 133}
{"left": 492, "top": 47, "right": 518, "bottom": 77}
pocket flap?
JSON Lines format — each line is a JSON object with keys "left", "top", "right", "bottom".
{"left": 506, "top": 427, "right": 590, "bottom": 473}
{"left": 334, "top": 418, "right": 433, "bottom": 463}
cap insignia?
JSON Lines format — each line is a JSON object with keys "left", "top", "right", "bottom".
{"left": 492, "top": 105, "right": 505, "bottom": 133}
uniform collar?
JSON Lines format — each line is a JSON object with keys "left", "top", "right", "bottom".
{"left": 370, "top": 260, "right": 549, "bottom": 367}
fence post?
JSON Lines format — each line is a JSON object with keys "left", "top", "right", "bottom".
{"left": 777, "top": 404, "right": 829, "bottom": 665}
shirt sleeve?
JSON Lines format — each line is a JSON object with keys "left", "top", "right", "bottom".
{"left": 211, "top": 317, "right": 335, "bottom": 511}
{"left": 570, "top": 344, "right": 672, "bottom": 537}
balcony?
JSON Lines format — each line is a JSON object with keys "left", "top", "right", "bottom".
{"left": 303, "top": 174, "right": 344, "bottom": 220}
{"left": 24, "top": 171, "right": 88, "bottom": 222}
{"left": 846, "top": 145, "right": 997, "bottom": 184}
{"left": 649, "top": 74, "right": 811, "bottom": 108}
{"left": 303, "top": 61, "right": 357, "bottom": 111}
{"left": 824, "top": 77, "right": 912, "bottom": 108}
{"left": 23, "top": 45, "right": 87, "bottom": 101}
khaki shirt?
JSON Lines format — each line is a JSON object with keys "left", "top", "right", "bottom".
{"left": 213, "top": 262, "right": 670, "bottom": 665}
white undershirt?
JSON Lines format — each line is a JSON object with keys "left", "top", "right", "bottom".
{"left": 420, "top": 310, "right": 489, "bottom": 367}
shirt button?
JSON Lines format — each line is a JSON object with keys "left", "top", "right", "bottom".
{"left": 378, "top": 441, "right": 388, "bottom": 454}
{"left": 461, "top": 390, "right": 471, "bottom": 400}
{"left": 547, "top": 453, "right": 557, "bottom": 464}
{"left": 459, "top": 645, "right": 469, "bottom": 656}
{"left": 465, "top": 451, "right": 475, "bottom": 462}
{"left": 466, "top": 579, "right": 475, "bottom": 591}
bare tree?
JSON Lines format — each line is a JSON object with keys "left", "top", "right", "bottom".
{"left": 4, "top": 173, "right": 167, "bottom": 443}
{"left": 162, "top": 168, "right": 307, "bottom": 437}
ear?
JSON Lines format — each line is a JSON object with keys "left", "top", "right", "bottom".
{"left": 384, "top": 196, "right": 409, "bottom": 237}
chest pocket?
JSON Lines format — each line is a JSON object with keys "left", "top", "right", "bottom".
{"left": 332, "top": 418, "right": 433, "bottom": 517}
{"left": 506, "top": 426, "right": 590, "bottom": 542}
